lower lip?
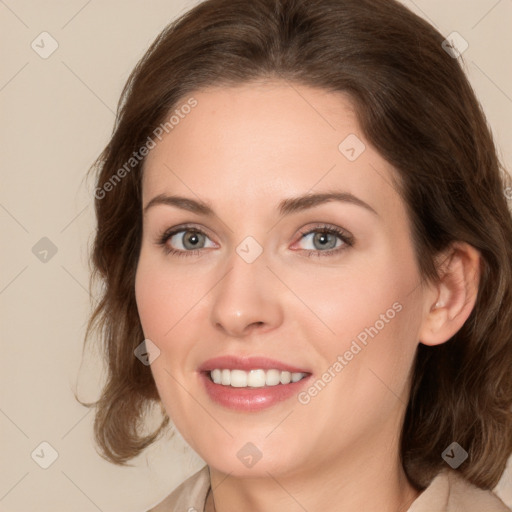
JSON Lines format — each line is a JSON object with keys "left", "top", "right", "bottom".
{"left": 199, "top": 371, "right": 312, "bottom": 411}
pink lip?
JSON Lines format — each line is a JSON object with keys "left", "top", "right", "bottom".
{"left": 198, "top": 355, "right": 310, "bottom": 373}
{"left": 197, "top": 356, "right": 312, "bottom": 412}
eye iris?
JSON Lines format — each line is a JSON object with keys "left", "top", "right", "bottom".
{"left": 313, "top": 232, "right": 337, "bottom": 250}
{"left": 183, "top": 231, "right": 203, "bottom": 250}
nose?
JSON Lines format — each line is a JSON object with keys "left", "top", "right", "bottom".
{"left": 209, "top": 247, "right": 284, "bottom": 338}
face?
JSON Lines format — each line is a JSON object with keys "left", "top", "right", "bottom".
{"left": 135, "top": 81, "right": 429, "bottom": 479}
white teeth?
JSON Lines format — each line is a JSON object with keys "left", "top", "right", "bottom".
{"left": 247, "top": 369, "right": 266, "bottom": 387}
{"left": 211, "top": 369, "right": 221, "bottom": 384}
{"left": 265, "top": 369, "right": 281, "bottom": 386}
{"left": 230, "top": 369, "right": 247, "bottom": 388}
{"left": 280, "top": 371, "right": 291, "bottom": 384}
{"left": 209, "top": 368, "right": 307, "bottom": 387}
{"left": 291, "top": 372, "right": 304, "bottom": 383}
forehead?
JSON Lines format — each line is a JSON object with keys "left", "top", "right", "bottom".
{"left": 141, "top": 81, "right": 404, "bottom": 220}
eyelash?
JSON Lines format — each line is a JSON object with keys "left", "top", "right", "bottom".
{"left": 156, "top": 223, "right": 354, "bottom": 258}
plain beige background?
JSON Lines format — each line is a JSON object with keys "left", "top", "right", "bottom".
{"left": 1, "top": 1, "right": 511, "bottom": 511}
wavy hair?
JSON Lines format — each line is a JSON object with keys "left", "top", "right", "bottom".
{"left": 78, "top": 0, "right": 512, "bottom": 490}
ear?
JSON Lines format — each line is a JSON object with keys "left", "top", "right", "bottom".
{"left": 418, "top": 241, "right": 481, "bottom": 346}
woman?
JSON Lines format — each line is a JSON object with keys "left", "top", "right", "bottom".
{"left": 80, "top": 0, "right": 512, "bottom": 510}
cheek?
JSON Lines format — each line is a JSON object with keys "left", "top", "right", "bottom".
{"left": 135, "top": 252, "right": 196, "bottom": 339}
{"left": 135, "top": 258, "right": 197, "bottom": 428}
{"left": 308, "top": 243, "right": 422, "bottom": 377}
{"left": 301, "top": 264, "right": 410, "bottom": 345}
{"left": 134, "top": 252, "right": 209, "bottom": 400}
{"left": 135, "top": 263, "right": 166, "bottom": 339}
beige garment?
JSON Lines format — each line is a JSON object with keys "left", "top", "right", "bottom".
{"left": 145, "top": 465, "right": 511, "bottom": 512}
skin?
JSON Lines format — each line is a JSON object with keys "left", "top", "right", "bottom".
{"left": 135, "top": 81, "right": 481, "bottom": 512}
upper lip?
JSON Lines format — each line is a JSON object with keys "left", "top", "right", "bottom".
{"left": 198, "top": 356, "right": 311, "bottom": 374}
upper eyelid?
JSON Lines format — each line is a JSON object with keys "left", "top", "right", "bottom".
{"left": 162, "top": 224, "right": 216, "bottom": 242}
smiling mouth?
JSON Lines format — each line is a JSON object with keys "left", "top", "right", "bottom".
{"left": 207, "top": 368, "right": 309, "bottom": 388}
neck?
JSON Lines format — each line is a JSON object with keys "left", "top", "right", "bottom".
{"left": 206, "top": 433, "right": 420, "bottom": 512}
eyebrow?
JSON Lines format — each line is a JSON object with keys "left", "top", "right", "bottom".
{"left": 143, "top": 191, "right": 378, "bottom": 217}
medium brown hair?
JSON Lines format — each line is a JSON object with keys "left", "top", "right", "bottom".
{"left": 79, "top": 0, "right": 512, "bottom": 490}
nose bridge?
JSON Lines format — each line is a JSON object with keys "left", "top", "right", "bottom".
{"left": 209, "top": 239, "right": 283, "bottom": 337}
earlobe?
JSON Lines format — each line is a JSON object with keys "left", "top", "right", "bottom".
{"left": 419, "top": 242, "right": 481, "bottom": 347}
